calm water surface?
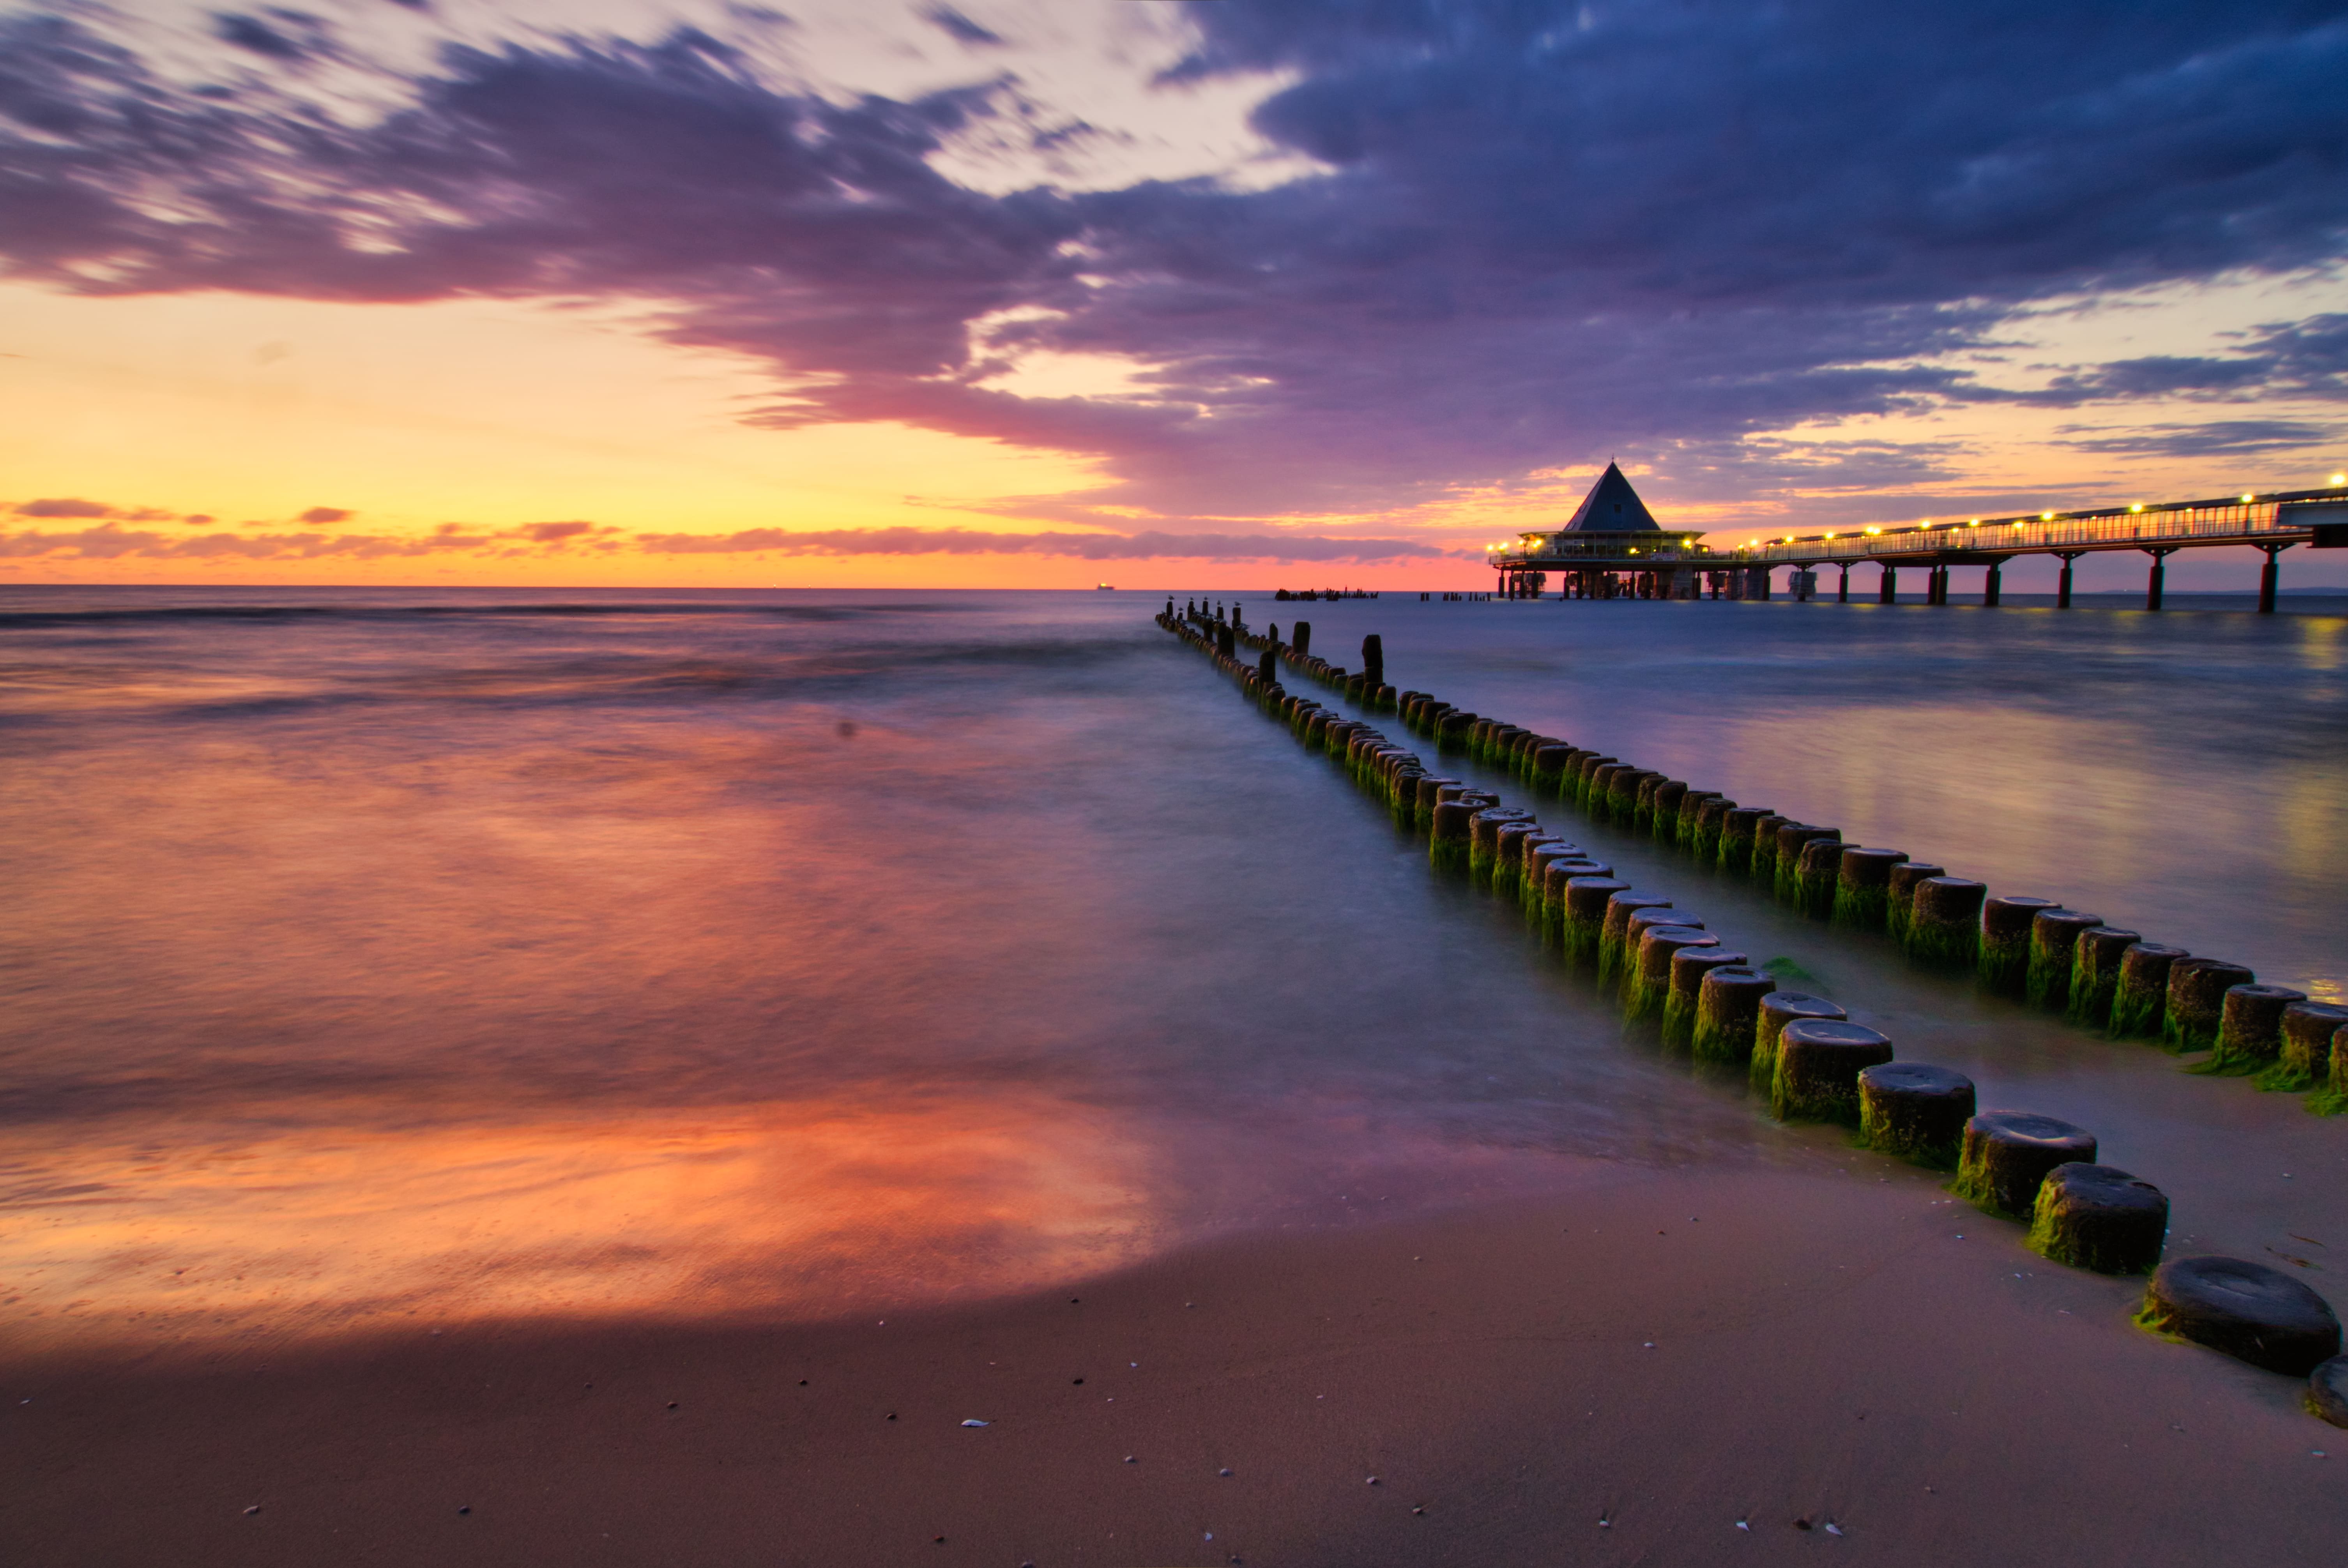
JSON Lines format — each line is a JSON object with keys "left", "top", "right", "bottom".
{"left": 2, "top": 587, "right": 2342, "bottom": 1349}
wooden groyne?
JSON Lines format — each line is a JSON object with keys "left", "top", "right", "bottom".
{"left": 1155, "top": 600, "right": 2347, "bottom": 1417}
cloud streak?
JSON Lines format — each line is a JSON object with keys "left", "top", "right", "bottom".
{"left": 0, "top": 516, "right": 1455, "bottom": 565}
{"left": 631, "top": 526, "right": 1464, "bottom": 561}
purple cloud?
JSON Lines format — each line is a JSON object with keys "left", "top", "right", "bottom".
{"left": 1, "top": 3, "right": 2343, "bottom": 531}
{"left": 11, "top": 497, "right": 117, "bottom": 517}
{"left": 921, "top": 7, "right": 1007, "bottom": 49}
{"left": 297, "top": 505, "right": 353, "bottom": 523}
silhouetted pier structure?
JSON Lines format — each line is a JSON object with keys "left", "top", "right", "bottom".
{"left": 1491, "top": 471, "right": 2348, "bottom": 611}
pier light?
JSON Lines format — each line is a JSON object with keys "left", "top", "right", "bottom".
{"left": 2130, "top": 503, "right": 2143, "bottom": 512}
{"left": 2013, "top": 521, "right": 2025, "bottom": 529}
{"left": 2039, "top": 512, "right": 2051, "bottom": 521}
{"left": 2332, "top": 473, "right": 2345, "bottom": 485}
{"left": 2241, "top": 493, "right": 2254, "bottom": 503}
{"left": 1865, "top": 526, "right": 1881, "bottom": 535}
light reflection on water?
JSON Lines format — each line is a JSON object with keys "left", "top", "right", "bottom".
{"left": 2, "top": 588, "right": 2342, "bottom": 1347}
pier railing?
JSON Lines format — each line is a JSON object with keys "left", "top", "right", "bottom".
{"left": 1734, "top": 498, "right": 2310, "bottom": 565}
{"left": 1492, "top": 486, "right": 2346, "bottom": 572}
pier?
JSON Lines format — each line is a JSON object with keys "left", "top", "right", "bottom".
{"left": 1490, "top": 470, "right": 2348, "bottom": 610}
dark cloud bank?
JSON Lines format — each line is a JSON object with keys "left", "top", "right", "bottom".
{"left": 3, "top": 0, "right": 2345, "bottom": 554}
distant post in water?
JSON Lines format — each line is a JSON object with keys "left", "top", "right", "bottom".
{"left": 1360, "top": 634, "right": 1384, "bottom": 689}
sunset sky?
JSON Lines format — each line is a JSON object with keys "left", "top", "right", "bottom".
{"left": 3, "top": 0, "right": 2345, "bottom": 588}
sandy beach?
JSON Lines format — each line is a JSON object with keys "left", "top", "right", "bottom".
{"left": 12, "top": 1156, "right": 2341, "bottom": 1567}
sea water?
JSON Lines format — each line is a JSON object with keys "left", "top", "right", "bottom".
{"left": 2, "top": 587, "right": 2342, "bottom": 1347}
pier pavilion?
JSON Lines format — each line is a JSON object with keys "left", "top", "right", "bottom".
{"left": 1489, "top": 464, "right": 1746, "bottom": 600}
{"left": 1490, "top": 471, "right": 2348, "bottom": 610}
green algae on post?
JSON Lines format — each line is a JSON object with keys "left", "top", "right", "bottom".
{"left": 1904, "top": 877, "right": 1986, "bottom": 968}
{"left": 2026, "top": 908, "right": 2104, "bottom": 1010}
{"left": 1492, "top": 820, "right": 1545, "bottom": 897}
{"left": 2193, "top": 982, "right": 2307, "bottom": 1075}
{"left": 1771, "top": 1019, "right": 1894, "bottom": 1123}
{"left": 1525, "top": 845, "right": 1589, "bottom": 918}
{"left": 2108, "top": 942, "right": 2188, "bottom": 1038}
{"left": 1598, "top": 892, "right": 1674, "bottom": 983}
{"left": 1684, "top": 794, "right": 1728, "bottom": 857}
{"left": 1649, "top": 778, "right": 1689, "bottom": 842}
{"left": 1832, "top": 846, "right": 1907, "bottom": 929}
{"left": 1856, "top": 1062, "right": 1975, "bottom": 1167}
{"left": 1561, "top": 876, "right": 1630, "bottom": 964}
{"left": 2137, "top": 1256, "right": 2343, "bottom": 1375}
{"left": 1884, "top": 861, "right": 1945, "bottom": 945}
{"left": 1530, "top": 744, "right": 1575, "bottom": 796}
{"left": 1953, "top": 1111, "right": 2095, "bottom": 1220}
{"left": 2309, "top": 1356, "right": 2348, "bottom": 1427}
{"left": 1664, "top": 946, "right": 1748, "bottom": 1049}
{"left": 1691, "top": 966, "right": 1778, "bottom": 1066}
{"left": 1429, "top": 799, "right": 1476, "bottom": 872}
{"left": 1716, "top": 807, "right": 1771, "bottom": 876}
{"left": 1978, "top": 895, "right": 2058, "bottom": 996}
{"left": 1627, "top": 927, "right": 1719, "bottom": 1024}
{"left": 1620, "top": 906, "right": 1705, "bottom": 1004}
{"left": 2161, "top": 957, "right": 2255, "bottom": 1053}
{"left": 1769, "top": 823, "right": 1832, "bottom": 902}
{"left": 1466, "top": 806, "right": 1529, "bottom": 883}
{"left": 2267, "top": 1002, "right": 2348, "bottom": 1093}
{"left": 2065, "top": 927, "right": 2142, "bottom": 1029}
{"left": 1793, "top": 836, "right": 1844, "bottom": 918}
{"left": 2026, "top": 1164, "right": 2169, "bottom": 1275}
{"left": 1750, "top": 991, "right": 1847, "bottom": 1093}
{"left": 1746, "top": 814, "right": 1789, "bottom": 886}
{"left": 1609, "top": 769, "right": 1658, "bottom": 827}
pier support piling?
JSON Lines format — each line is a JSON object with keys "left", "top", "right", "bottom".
{"left": 1879, "top": 564, "right": 1897, "bottom": 604}
{"left": 2258, "top": 543, "right": 2291, "bottom": 613}
{"left": 2055, "top": 551, "right": 2081, "bottom": 609}
{"left": 2143, "top": 547, "right": 2177, "bottom": 610}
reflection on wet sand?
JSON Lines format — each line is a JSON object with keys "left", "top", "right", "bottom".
{"left": 0, "top": 1095, "right": 1162, "bottom": 1349}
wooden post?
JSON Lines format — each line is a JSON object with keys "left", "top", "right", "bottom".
{"left": 1879, "top": 564, "right": 1897, "bottom": 604}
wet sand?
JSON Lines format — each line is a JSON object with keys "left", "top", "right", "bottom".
{"left": 10, "top": 1160, "right": 2340, "bottom": 1567}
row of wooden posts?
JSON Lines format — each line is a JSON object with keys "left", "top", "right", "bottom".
{"left": 1158, "top": 603, "right": 2348, "bottom": 1411}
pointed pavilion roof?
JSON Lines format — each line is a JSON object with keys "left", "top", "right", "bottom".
{"left": 1558, "top": 462, "right": 1662, "bottom": 533}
